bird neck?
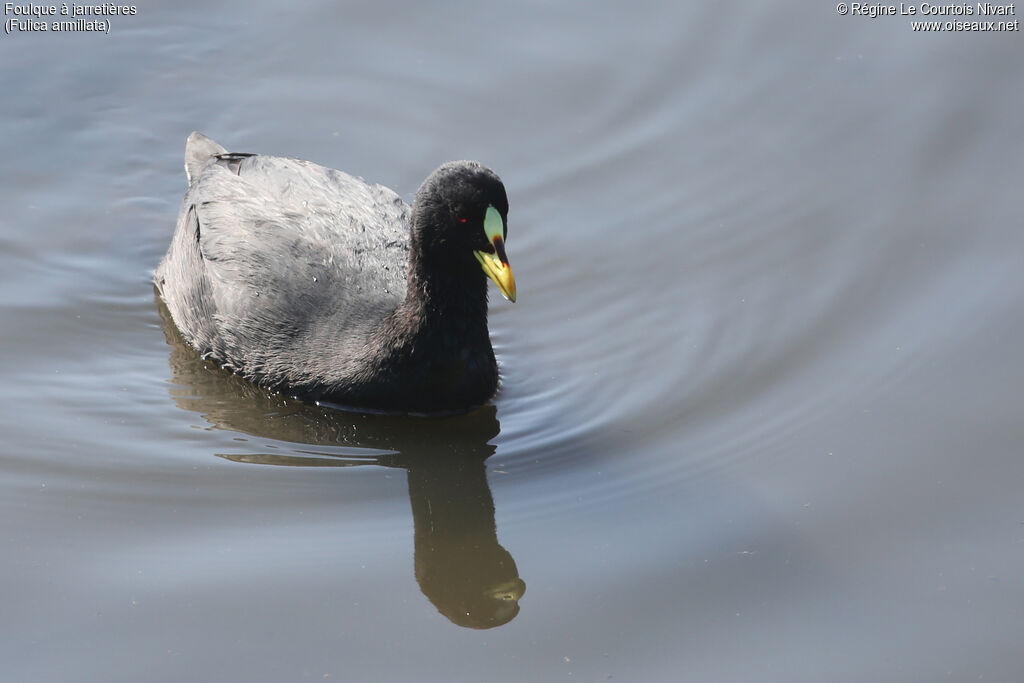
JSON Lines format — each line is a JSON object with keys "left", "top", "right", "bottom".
{"left": 404, "top": 250, "right": 491, "bottom": 331}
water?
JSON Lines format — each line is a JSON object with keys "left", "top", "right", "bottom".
{"left": 2, "top": 1, "right": 1023, "bottom": 680}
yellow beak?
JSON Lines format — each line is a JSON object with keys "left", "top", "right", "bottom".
{"left": 474, "top": 205, "right": 516, "bottom": 302}
{"left": 475, "top": 236, "right": 516, "bottom": 303}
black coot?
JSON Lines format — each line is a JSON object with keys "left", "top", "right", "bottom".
{"left": 155, "top": 132, "right": 516, "bottom": 413}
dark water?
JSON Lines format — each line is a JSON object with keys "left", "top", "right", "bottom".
{"left": 3, "top": 1, "right": 1023, "bottom": 680}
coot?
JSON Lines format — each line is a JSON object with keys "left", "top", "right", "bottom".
{"left": 155, "top": 132, "right": 515, "bottom": 413}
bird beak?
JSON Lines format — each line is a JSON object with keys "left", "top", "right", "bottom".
{"left": 474, "top": 206, "right": 516, "bottom": 302}
{"left": 475, "top": 238, "right": 516, "bottom": 303}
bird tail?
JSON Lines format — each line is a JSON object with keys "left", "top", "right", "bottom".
{"left": 184, "top": 131, "right": 228, "bottom": 185}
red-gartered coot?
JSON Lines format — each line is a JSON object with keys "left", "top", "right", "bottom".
{"left": 155, "top": 133, "right": 515, "bottom": 413}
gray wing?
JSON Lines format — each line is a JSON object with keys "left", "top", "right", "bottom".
{"left": 156, "top": 138, "right": 410, "bottom": 386}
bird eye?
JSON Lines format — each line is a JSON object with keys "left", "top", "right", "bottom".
{"left": 457, "top": 216, "right": 468, "bottom": 224}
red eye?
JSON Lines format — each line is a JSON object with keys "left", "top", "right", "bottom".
{"left": 457, "top": 216, "right": 468, "bottom": 223}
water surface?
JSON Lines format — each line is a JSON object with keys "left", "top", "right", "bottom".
{"left": 2, "top": 2, "right": 1023, "bottom": 681}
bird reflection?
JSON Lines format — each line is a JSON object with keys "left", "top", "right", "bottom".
{"left": 156, "top": 294, "right": 525, "bottom": 628}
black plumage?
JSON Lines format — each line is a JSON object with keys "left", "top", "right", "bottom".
{"left": 155, "top": 133, "right": 516, "bottom": 413}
